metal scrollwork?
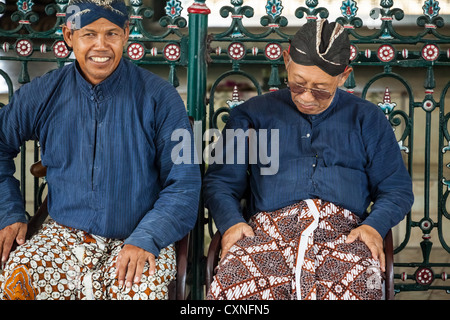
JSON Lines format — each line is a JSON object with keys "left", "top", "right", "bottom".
{"left": 0, "top": 0, "right": 449, "bottom": 298}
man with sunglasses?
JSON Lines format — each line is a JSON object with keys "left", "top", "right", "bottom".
{"left": 204, "top": 20, "right": 413, "bottom": 300}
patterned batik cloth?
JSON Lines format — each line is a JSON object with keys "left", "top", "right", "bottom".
{"left": 0, "top": 220, "right": 176, "bottom": 300}
{"left": 207, "top": 199, "right": 383, "bottom": 300}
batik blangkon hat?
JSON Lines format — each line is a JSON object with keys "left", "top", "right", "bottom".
{"left": 65, "top": 0, "right": 129, "bottom": 30}
{"left": 289, "top": 20, "right": 351, "bottom": 77}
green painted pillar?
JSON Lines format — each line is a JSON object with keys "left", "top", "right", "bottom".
{"left": 187, "top": 0, "right": 209, "bottom": 122}
{"left": 187, "top": 0, "right": 210, "bottom": 300}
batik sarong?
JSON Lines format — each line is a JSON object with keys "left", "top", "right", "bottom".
{"left": 207, "top": 199, "right": 383, "bottom": 300}
{"left": 0, "top": 219, "right": 176, "bottom": 300}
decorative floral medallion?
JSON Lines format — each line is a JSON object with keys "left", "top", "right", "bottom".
{"left": 264, "top": 43, "right": 282, "bottom": 60}
{"left": 340, "top": 0, "right": 358, "bottom": 19}
{"left": 415, "top": 267, "right": 434, "bottom": 285}
{"left": 15, "top": 39, "right": 33, "bottom": 57}
{"left": 265, "top": 0, "right": 284, "bottom": 20}
{"left": 127, "top": 42, "right": 145, "bottom": 60}
{"left": 17, "top": 0, "right": 34, "bottom": 13}
{"left": 422, "top": 0, "right": 440, "bottom": 19}
{"left": 377, "top": 44, "right": 395, "bottom": 62}
{"left": 165, "top": 0, "right": 183, "bottom": 19}
{"left": 52, "top": 40, "right": 69, "bottom": 59}
{"left": 421, "top": 44, "right": 439, "bottom": 61}
{"left": 163, "top": 43, "right": 181, "bottom": 61}
{"left": 228, "top": 42, "right": 245, "bottom": 60}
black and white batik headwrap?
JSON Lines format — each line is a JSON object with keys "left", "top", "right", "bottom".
{"left": 289, "top": 19, "right": 350, "bottom": 76}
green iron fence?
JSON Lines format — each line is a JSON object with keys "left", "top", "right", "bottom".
{"left": 0, "top": 0, "right": 449, "bottom": 299}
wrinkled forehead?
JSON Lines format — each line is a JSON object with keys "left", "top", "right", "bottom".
{"left": 65, "top": 0, "right": 129, "bottom": 30}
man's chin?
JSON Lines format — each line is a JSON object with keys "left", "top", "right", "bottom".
{"left": 83, "top": 69, "right": 115, "bottom": 85}
{"left": 296, "top": 104, "right": 322, "bottom": 115}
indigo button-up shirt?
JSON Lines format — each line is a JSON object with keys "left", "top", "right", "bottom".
{"left": 203, "top": 88, "right": 414, "bottom": 238}
{"left": 0, "top": 58, "right": 201, "bottom": 256}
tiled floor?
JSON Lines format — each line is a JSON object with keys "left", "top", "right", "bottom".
{"left": 395, "top": 290, "right": 449, "bottom": 300}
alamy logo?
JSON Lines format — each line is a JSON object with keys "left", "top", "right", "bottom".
{"left": 171, "top": 122, "right": 280, "bottom": 176}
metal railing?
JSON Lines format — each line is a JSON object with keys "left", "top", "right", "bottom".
{"left": 0, "top": 0, "right": 449, "bottom": 299}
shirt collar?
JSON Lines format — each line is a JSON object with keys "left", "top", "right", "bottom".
{"left": 74, "top": 58, "right": 125, "bottom": 101}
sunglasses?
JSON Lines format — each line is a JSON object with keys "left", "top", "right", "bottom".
{"left": 287, "top": 82, "right": 333, "bottom": 101}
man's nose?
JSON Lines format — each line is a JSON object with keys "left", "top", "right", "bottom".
{"left": 94, "top": 35, "right": 108, "bottom": 49}
{"left": 299, "top": 90, "right": 316, "bottom": 103}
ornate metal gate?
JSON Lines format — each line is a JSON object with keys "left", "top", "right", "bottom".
{"left": 0, "top": 0, "right": 449, "bottom": 299}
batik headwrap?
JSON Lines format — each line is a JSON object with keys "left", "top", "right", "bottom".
{"left": 289, "top": 20, "right": 350, "bottom": 77}
{"left": 65, "top": 0, "right": 129, "bottom": 30}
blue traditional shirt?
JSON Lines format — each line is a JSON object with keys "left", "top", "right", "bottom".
{"left": 0, "top": 58, "right": 201, "bottom": 256}
{"left": 203, "top": 88, "right": 414, "bottom": 238}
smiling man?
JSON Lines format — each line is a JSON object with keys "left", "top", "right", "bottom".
{"left": 0, "top": 0, "right": 200, "bottom": 300}
{"left": 204, "top": 20, "right": 414, "bottom": 300}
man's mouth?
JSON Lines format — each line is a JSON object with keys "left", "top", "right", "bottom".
{"left": 90, "top": 57, "right": 111, "bottom": 63}
{"left": 296, "top": 101, "right": 318, "bottom": 109}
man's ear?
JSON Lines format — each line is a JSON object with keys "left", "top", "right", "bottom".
{"left": 338, "top": 66, "right": 353, "bottom": 86}
{"left": 123, "top": 22, "right": 130, "bottom": 45}
{"left": 282, "top": 50, "right": 290, "bottom": 69}
{"left": 62, "top": 25, "right": 73, "bottom": 48}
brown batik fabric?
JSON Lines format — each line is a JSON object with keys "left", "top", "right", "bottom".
{"left": 0, "top": 220, "right": 176, "bottom": 300}
{"left": 207, "top": 199, "right": 383, "bottom": 300}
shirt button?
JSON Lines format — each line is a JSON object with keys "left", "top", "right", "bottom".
{"left": 90, "top": 96, "right": 95, "bottom": 101}
{"left": 306, "top": 133, "right": 311, "bottom": 138}
{"left": 312, "top": 163, "right": 316, "bottom": 168}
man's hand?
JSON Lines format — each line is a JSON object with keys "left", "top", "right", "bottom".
{"left": 346, "top": 224, "right": 385, "bottom": 272}
{"left": 221, "top": 222, "right": 255, "bottom": 258}
{"left": 0, "top": 222, "right": 27, "bottom": 267}
{"left": 116, "top": 244, "right": 155, "bottom": 288}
